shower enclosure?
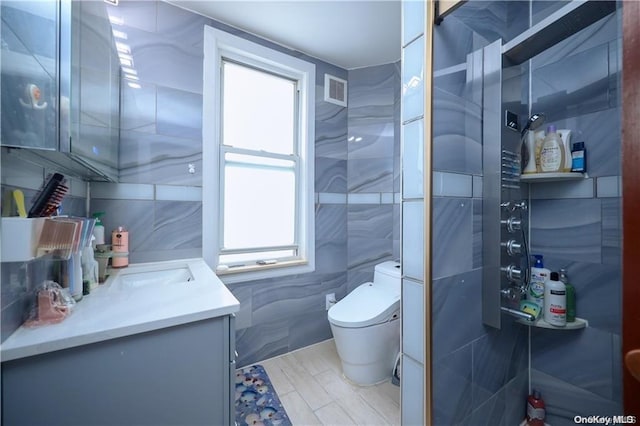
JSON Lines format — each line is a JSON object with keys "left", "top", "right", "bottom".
{"left": 401, "top": 0, "right": 623, "bottom": 423}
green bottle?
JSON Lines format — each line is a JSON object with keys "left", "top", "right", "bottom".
{"left": 559, "top": 268, "right": 576, "bottom": 322}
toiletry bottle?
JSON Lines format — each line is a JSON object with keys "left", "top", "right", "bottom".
{"left": 534, "top": 130, "right": 546, "bottom": 172}
{"left": 557, "top": 129, "right": 573, "bottom": 172}
{"left": 92, "top": 212, "right": 105, "bottom": 247}
{"left": 111, "top": 226, "right": 129, "bottom": 268}
{"left": 559, "top": 268, "right": 576, "bottom": 322}
{"left": 528, "top": 255, "right": 549, "bottom": 310}
{"left": 571, "top": 142, "right": 587, "bottom": 173}
{"left": 526, "top": 390, "right": 546, "bottom": 426}
{"left": 540, "top": 125, "right": 565, "bottom": 172}
{"left": 523, "top": 131, "right": 538, "bottom": 174}
{"left": 544, "top": 272, "right": 567, "bottom": 326}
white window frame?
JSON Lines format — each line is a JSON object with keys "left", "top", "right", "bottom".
{"left": 203, "top": 26, "right": 315, "bottom": 284}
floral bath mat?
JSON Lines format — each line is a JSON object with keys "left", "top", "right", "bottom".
{"left": 235, "top": 364, "right": 292, "bottom": 426}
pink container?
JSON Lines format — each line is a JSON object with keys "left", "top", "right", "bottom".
{"left": 111, "top": 227, "right": 129, "bottom": 268}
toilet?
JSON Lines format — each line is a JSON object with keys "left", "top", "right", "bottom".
{"left": 328, "top": 261, "right": 401, "bottom": 385}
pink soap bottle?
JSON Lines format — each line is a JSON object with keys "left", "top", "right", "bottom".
{"left": 111, "top": 226, "right": 129, "bottom": 268}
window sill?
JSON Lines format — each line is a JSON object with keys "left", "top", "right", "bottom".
{"left": 215, "top": 259, "right": 313, "bottom": 284}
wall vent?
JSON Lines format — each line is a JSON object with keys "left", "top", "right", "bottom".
{"left": 324, "top": 74, "right": 347, "bottom": 107}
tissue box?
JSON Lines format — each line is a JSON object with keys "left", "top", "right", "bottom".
{"left": 1, "top": 217, "right": 46, "bottom": 262}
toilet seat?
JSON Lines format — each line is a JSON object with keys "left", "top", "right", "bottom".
{"left": 328, "top": 282, "right": 400, "bottom": 328}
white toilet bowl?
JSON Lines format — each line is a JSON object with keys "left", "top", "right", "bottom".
{"left": 328, "top": 261, "right": 401, "bottom": 385}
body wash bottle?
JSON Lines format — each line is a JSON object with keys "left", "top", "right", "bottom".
{"left": 540, "top": 125, "right": 565, "bottom": 172}
{"left": 528, "top": 255, "right": 549, "bottom": 310}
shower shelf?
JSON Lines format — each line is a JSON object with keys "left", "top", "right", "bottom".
{"left": 520, "top": 172, "right": 585, "bottom": 182}
{"left": 517, "top": 316, "right": 588, "bottom": 329}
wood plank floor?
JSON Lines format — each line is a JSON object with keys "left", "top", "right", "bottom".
{"left": 258, "top": 339, "right": 400, "bottom": 425}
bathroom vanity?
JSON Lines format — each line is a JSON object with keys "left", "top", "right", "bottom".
{"left": 0, "top": 259, "right": 240, "bottom": 426}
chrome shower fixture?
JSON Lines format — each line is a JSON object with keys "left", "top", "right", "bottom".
{"left": 520, "top": 112, "right": 546, "bottom": 137}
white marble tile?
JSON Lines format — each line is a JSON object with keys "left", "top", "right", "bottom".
{"left": 155, "top": 185, "right": 201, "bottom": 201}
{"left": 473, "top": 175, "right": 483, "bottom": 198}
{"left": 402, "top": 36, "right": 425, "bottom": 123}
{"left": 433, "top": 171, "right": 473, "bottom": 197}
{"left": 596, "top": 176, "right": 621, "bottom": 198}
{"left": 402, "top": 201, "right": 424, "bottom": 281}
{"left": 402, "top": 278, "right": 424, "bottom": 363}
{"left": 381, "top": 192, "right": 395, "bottom": 204}
{"left": 402, "top": 118, "right": 424, "bottom": 199}
{"left": 402, "top": 0, "right": 424, "bottom": 47}
{"left": 90, "top": 182, "right": 154, "bottom": 200}
{"left": 319, "top": 193, "right": 347, "bottom": 204}
{"left": 314, "top": 402, "right": 357, "bottom": 425}
{"left": 529, "top": 177, "right": 594, "bottom": 199}
{"left": 347, "top": 193, "right": 380, "bottom": 204}
{"left": 401, "top": 354, "right": 424, "bottom": 426}
{"left": 278, "top": 353, "right": 333, "bottom": 411}
{"left": 279, "top": 391, "right": 321, "bottom": 426}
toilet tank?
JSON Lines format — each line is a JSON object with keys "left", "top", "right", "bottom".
{"left": 373, "top": 261, "right": 401, "bottom": 291}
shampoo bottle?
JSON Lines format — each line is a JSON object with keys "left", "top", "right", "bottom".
{"left": 544, "top": 272, "right": 567, "bottom": 326}
{"left": 559, "top": 268, "right": 576, "bottom": 322}
{"left": 526, "top": 389, "right": 546, "bottom": 426}
{"left": 529, "top": 255, "right": 549, "bottom": 310}
{"left": 557, "top": 129, "right": 573, "bottom": 172}
{"left": 540, "top": 125, "right": 565, "bottom": 172}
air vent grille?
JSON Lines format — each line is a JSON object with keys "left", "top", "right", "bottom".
{"left": 324, "top": 74, "right": 347, "bottom": 107}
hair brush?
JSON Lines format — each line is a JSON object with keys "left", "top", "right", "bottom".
{"left": 28, "top": 173, "right": 69, "bottom": 218}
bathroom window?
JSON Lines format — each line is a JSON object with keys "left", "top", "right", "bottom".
{"left": 203, "top": 27, "right": 315, "bottom": 283}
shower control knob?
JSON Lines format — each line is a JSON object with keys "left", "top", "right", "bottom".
{"left": 513, "top": 200, "right": 528, "bottom": 212}
{"left": 500, "top": 217, "right": 522, "bottom": 233}
{"left": 501, "top": 264, "right": 522, "bottom": 282}
{"left": 501, "top": 239, "right": 522, "bottom": 256}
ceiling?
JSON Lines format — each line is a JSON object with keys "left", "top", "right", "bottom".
{"left": 167, "top": 1, "right": 401, "bottom": 70}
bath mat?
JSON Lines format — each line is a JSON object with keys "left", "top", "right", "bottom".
{"left": 235, "top": 364, "right": 292, "bottom": 426}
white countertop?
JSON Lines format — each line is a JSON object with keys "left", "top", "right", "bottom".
{"left": 0, "top": 258, "right": 240, "bottom": 362}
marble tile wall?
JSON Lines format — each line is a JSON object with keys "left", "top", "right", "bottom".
{"left": 526, "top": 5, "right": 622, "bottom": 419}
{"left": 1, "top": 149, "right": 88, "bottom": 341}
{"left": 346, "top": 63, "right": 401, "bottom": 291}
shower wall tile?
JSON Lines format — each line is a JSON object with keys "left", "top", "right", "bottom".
{"left": 612, "top": 333, "right": 622, "bottom": 403}
{"left": 315, "top": 204, "right": 347, "bottom": 241}
{"left": 530, "top": 199, "right": 602, "bottom": 264}
{"left": 156, "top": 86, "right": 203, "bottom": 140}
{"left": 432, "top": 197, "right": 473, "bottom": 279}
{"left": 596, "top": 176, "right": 621, "bottom": 198}
{"left": 550, "top": 107, "right": 621, "bottom": 178}
{"left": 433, "top": 343, "right": 473, "bottom": 425}
{"left": 433, "top": 172, "right": 473, "bottom": 198}
{"left": 80, "top": 69, "right": 114, "bottom": 127}
{"left": 501, "top": 371, "right": 529, "bottom": 426}
{"left": 393, "top": 203, "right": 401, "bottom": 260}
{"left": 433, "top": 88, "right": 482, "bottom": 174}
{"left": 432, "top": 269, "right": 485, "bottom": 362}
{"left": 531, "top": 12, "right": 619, "bottom": 70}
{"left": 452, "top": 1, "right": 529, "bottom": 46}
{"left": 529, "top": 178, "right": 595, "bottom": 200}
{"left": 401, "top": 355, "right": 424, "bottom": 426}
{"left": 538, "top": 258, "right": 620, "bottom": 335}
{"left": 347, "top": 193, "right": 380, "bottom": 204}
{"left": 531, "top": 369, "right": 621, "bottom": 422}
{"left": 315, "top": 158, "right": 347, "bottom": 193}
{"left": 462, "top": 388, "right": 506, "bottom": 426}
{"left": 79, "top": 6, "right": 112, "bottom": 73}
{"left": 347, "top": 122, "right": 395, "bottom": 160}
{"left": 119, "top": 130, "right": 202, "bottom": 186}
{"left": 105, "top": 0, "right": 157, "bottom": 33}
{"left": 433, "top": 14, "right": 475, "bottom": 71}
{"left": 532, "top": 327, "right": 614, "bottom": 400}
{"left": 472, "top": 199, "right": 483, "bottom": 269}
{"left": 402, "top": 278, "right": 424, "bottom": 363}
{"left": 315, "top": 240, "right": 348, "bottom": 274}
{"left": 602, "top": 198, "right": 621, "bottom": 265}
{"left": 472, "top": 320, "right": 527, "bottom": 410}
{"left": 91, "top": 182, "right": 154, "bottom": 200}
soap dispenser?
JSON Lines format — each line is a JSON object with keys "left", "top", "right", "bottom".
{"left": 540, "top": 125, "right": 565, "bottom": 172}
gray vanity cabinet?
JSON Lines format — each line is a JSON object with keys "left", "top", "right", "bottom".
{"left": 1, "top": 315, "right": 237, "bottom": 426}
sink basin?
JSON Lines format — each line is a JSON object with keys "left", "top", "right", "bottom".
{"left": 116, "top": 266, "right": 194, "bottom": 289}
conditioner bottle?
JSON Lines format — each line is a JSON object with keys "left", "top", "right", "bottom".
{"left": 544, "top": 272, "right": 567, "bottom": 326}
